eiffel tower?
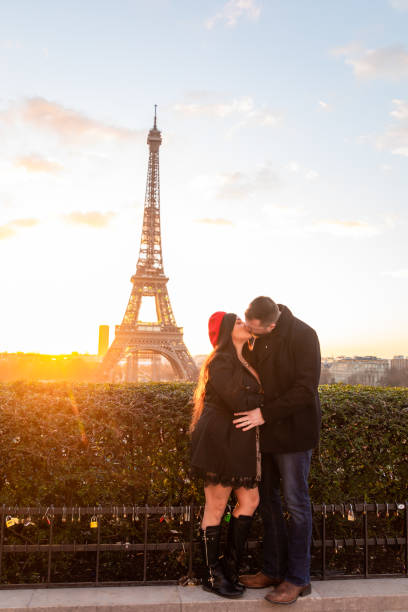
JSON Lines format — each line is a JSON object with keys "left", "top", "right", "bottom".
{"left": 100, "top": 108, "right": 198, "bottom": 382}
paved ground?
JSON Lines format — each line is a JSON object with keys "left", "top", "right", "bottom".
{"left": 0, "top": 578, "right": 408, "bottom": 612}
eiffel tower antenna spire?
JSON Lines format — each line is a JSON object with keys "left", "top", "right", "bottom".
{"left": 136, "top": 106, "right": 163, "bottom": 277}
{"left": 99, "top": 110, "right": 198, "bottom": 383}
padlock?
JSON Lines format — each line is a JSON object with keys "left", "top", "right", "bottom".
{"left": 6, "top": 515, "right": 17, "bottom": 528}
{"left": 347, "top": 507, "right": 355, "bottom": 521}
{"left": 90, "top": 515, "right": 98, "bottom": 528}
{"left": 224, "top": 511, "right": 231, "bottom": 523}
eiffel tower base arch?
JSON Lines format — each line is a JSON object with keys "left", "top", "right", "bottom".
{"left": 101, "top": 329, "right": 198, "bottom": 383}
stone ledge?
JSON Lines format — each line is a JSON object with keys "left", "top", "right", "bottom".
{"left": 0, "top": 578, "right": 407, "bottom": 612}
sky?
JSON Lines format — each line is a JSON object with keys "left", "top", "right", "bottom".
{"left": 1, "top": 0, "right": 408, "bottom": 358}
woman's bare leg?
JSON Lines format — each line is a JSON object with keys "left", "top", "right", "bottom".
{"left": 202, "top": 483, "right": 232, "bottom": 529}
{"left": 233, "top": 486, "right": 260, "bottom": 518}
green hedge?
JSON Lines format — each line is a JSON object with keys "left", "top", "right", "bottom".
{"left": 0, "top": 382, "right": 407, "bottom": 505}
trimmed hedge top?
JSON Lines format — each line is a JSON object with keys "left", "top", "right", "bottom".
{"left": 0, "top": 382, "right": 407, "bottom": 505}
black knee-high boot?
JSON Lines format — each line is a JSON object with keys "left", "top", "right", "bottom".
{"left": 200, "top": 525, "right": 242, "bottom": 599}
{"left": 222, "top": 515, "right": 253, "bottom": 593}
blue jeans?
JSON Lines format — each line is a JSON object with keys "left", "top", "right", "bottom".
{"left": 259, "top": 450, "right": 313, "bottom": 587}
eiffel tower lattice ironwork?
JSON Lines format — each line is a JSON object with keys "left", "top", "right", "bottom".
{"left": 100, "top": 108, "right": 198, "bottom": 382}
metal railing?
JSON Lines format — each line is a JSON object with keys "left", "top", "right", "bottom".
{"left": 0, "top": 502, "right": 407, "bottom": 588}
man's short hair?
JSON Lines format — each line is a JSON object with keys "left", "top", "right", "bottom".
{"left": 245, "top": 296, "right": 280, "bottom": 326}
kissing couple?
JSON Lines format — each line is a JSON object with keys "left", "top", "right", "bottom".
{"left": 190, "top": 296, "right": 321, "bottom": 605}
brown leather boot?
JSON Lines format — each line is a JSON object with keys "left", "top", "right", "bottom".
{"left": 239, "top": 571, "right": 284, "bottom": 589}
{"left": 265, "top": 580, "right": 312, "bottom": 604}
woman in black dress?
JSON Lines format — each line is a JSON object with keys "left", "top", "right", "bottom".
{"left": 190, "top": 311, "right": 264, "bottom": 599}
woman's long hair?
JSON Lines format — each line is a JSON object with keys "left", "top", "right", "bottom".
{"left": 190, "top": 313, "right": 237, "bottom": 432}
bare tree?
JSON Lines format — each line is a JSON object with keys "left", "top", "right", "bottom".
{"left": 381, "top": 367, "right": 408, "bottom": 387}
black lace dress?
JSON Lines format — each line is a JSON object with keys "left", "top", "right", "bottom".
{"left": 190, "top": 351, "right": 264, "bottom": 489}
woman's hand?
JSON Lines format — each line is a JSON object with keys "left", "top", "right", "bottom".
{"left": 233, "top": 408, "right": 265, "bottom": 431}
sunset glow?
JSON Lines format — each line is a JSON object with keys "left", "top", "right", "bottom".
{"left": 1, "top": 1, "right": 407, "bottom": 359}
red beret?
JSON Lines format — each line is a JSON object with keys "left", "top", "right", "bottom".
{"left": 208, "top": 311, "right": 226, "bottom": 348}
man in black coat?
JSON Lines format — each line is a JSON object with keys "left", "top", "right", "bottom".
{"left": 233, "top": 296, "right": 321, "bottom": 605}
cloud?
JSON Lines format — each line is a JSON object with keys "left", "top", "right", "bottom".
{"left": 389, "top": 0, "right": 408, "bottom": 11}
{"left": 217, "top": 172, "right": 253, "bottom": 199}
{"left": 390, "top": 98, "right": 408, "bottom": 119}
{"left": 11, "top": 218, "right": 39, "bottom": 228}
{"left": 2, "top": 39, "right": 22, "bottom": 50}
{"left": 205, "top": 0, "right": 261, "bottom": 29}
{"left": 284, "top": 161, "right": 319, "bottom": 181}
{"left": 333, "top": 43, "right": 408, "bottom": 80}
{"left": 64, "top": 211, "right": 116, "bottom": 228}
{"left": 15, "top": 155, "right": 63, "bottom": 174}
{"left": 309, "top": 219, "right": 380, "bottom": 237}
{"left": 285, "top": 161, "right": 300, "bottom": 173}
{"left": 263, "top": 203, "right": 306, "bottom": 219}
{"left": 0, "top": 193, "right": 13, "bottom": 209}
{"left": 0, "top": 225, "right": 16, "bottom": 240}
{"left": 195, "top": 159, "right": 317, "bottom": 202}
{"left": 217, "top": 162, "right": 280, "bottom": 199}
{"left": 0, "top": 97, "right": 142, "bottom": 143}
{"left": 318, "top": 100, "right": 331, "bottom": 111}
{"left": 195, "top": 217, "right": 234, "bottom": 226}
{"left": 386, "top": 269, "right": 408, "bottom": 278}
{"left": 173, "top": 96, "right": 281, "bottom": 129}
{"left": 385, "top": 215, "right": 398, "bottom": 228}
{"left": 0, "top": 217, "right": 39, "bottom": 240}
{"left": 378, "top": 99, "right": 408, "bottom": 156}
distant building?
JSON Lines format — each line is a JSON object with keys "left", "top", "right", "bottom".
{"left": 329, "top": 356, "right": 390, "bottom": 385}
{"left": 98, "top": 325, "right": 110, "bottom": 357}
{"left": 391, "top": 355, "right": 408, "bottom": 370}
